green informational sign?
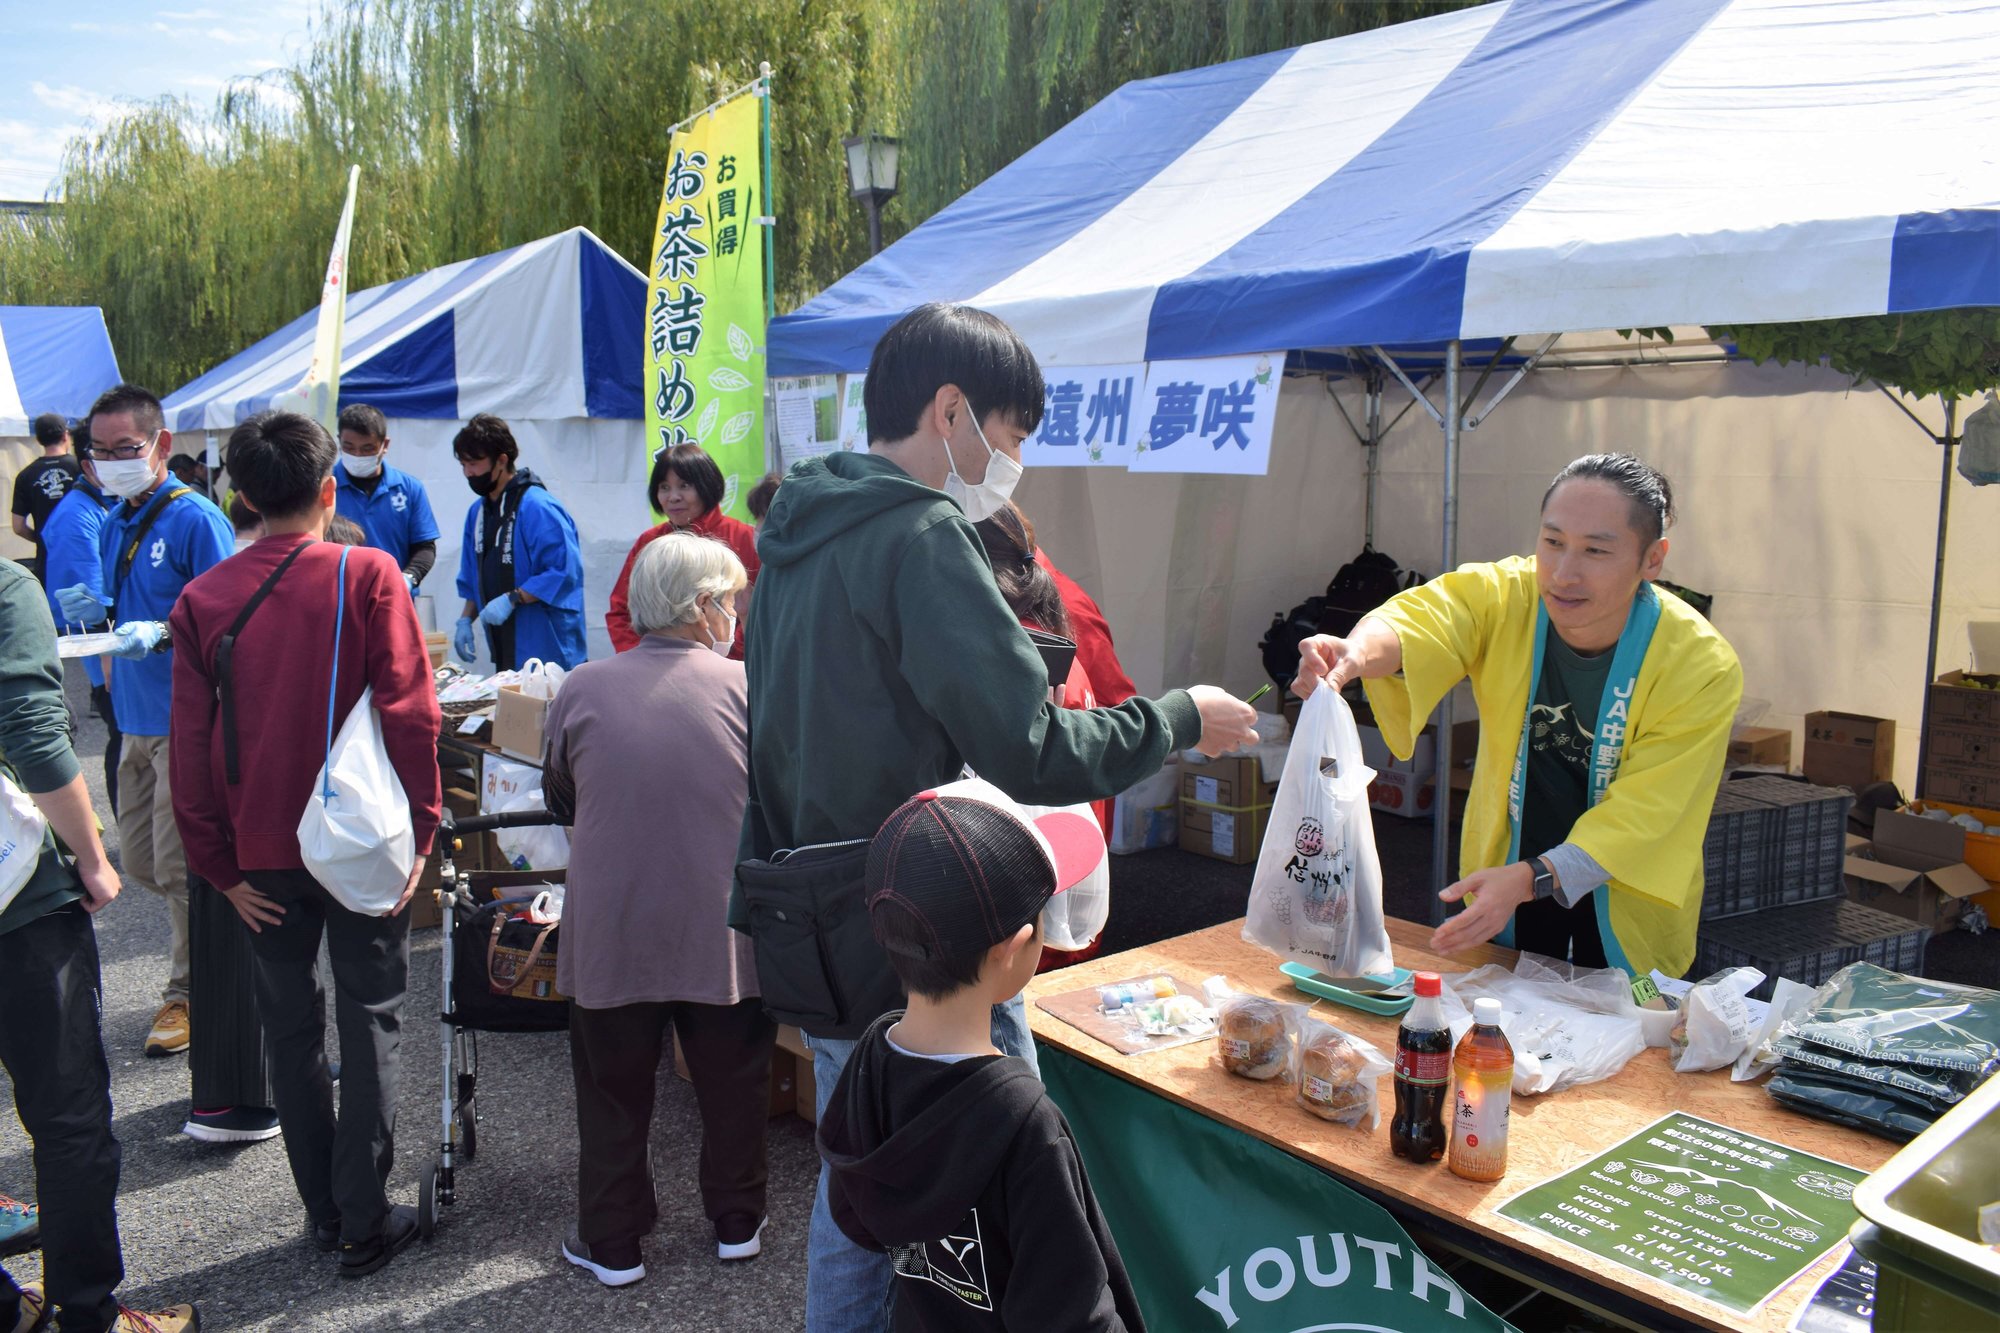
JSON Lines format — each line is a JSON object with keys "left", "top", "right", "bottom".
{"left": 1040, "top": 1048, "right": 1518, "bottom": 1332}
{"left": 1495, "top": 1111, "right": 1865, "bottom": 1316}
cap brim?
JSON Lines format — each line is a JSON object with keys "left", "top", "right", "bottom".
{"left": 1031, "top": 809, "right": 1104, "bottom": 895}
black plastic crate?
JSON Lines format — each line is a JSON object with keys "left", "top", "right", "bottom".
{"left": 1701, "top": 792, "right": 1774, "bottom": 919}
{"left": 1700, "top": 777, "right": 1854, "bottom": 919}
{"left": 1692, "top": 899, "right": 1928, "bottom": 1000}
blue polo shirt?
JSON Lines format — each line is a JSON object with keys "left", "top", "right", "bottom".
{"left": 334, "top": 460, "right": 441, "bottom": 571}
{"left": 98, "top": 484, "right": 234, "bottom": 737}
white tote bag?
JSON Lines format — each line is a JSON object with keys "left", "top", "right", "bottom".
{"left": 0, "top": 773, "right": 49, "bottom": 915}
{"left": 1242, "top": 686, "right": 1395, "bottom": 980}
{"left": 297, "top": 548, "right": 415, "bottom": 915}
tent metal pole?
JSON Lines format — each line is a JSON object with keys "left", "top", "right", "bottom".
{"left": 1431, "top": 339, "right": 1463, "bottom": 920}
{"left": 1365, "top": 368, "right": 1383, "bottom": 549}
{"left": 1916, "top": 396, "right": 1959, "bottom": 793}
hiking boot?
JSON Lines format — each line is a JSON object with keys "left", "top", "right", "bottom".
{"left": 108, "top": 1304, "right": 200, "bottom": 1332}
{"left": 0, "top": 1195, "right": 38, "bottom": 1257}
{"left": 310, "top": 1217, "right": 340, "bottom": 1252}
{"left": 181, "top": 1107, "right": 281, "bottom": 1144}
{"left": 5, "top": 1281, "right": 46, "bottom": 1333}
{"left": 715, "top": 1213, "right": 765, "bottom": 1261}
{"left": 339, "top": 1205, "right": 420, "bottom": 1279}
{"left": 144, "top": 1003, "right": 190, "bottom": 1057}
{"left": 562, "top": 1225, "right": 644, "bottom": 1287}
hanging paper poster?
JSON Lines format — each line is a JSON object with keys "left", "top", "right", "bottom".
{"left": 772, "top": 374, "right": 842, "bottom": 469}
{"left": 838, "top": 373, "right": 868, "bottom": 452}
{"left": 1019, "top": 363, "right": 1148, "bottom": 469}
{"left": 1127, "top": 352, "right": 1282, "bottom": 476}
{"left": 1495, "top": 1111, "right": 1865, "bottom": 1316}
{"left": 646, "top": 89, "right": 766, "bottom": 519}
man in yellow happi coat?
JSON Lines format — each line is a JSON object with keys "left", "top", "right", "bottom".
{"left": 1293, "top": 454, "right": 1741, "bottom": 980}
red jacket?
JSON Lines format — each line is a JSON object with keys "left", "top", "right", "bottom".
{"left": 1040, "top": 550, "right": 1137, "bottom": 705}
{"left": 168, "top": 533, "right": 443, "bottom": 890}
{"left": 606, "top": 508, "right": 761, "bottom": 658}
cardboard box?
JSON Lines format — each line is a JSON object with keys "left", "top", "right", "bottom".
{"left": 425, "top": 630, "right": 448, "bottom": 670}
{"left": 1179, "top": 756, "right": 1276, "bottom": 864}
{"left": 1928, "top": 670, "right": 2000, "bottom": 729}
{"left": 1922, "top": 767, "right": 1999, "bottom": 808}
{"left": 1367, "top": 766, "right": 1438, "bottom": 818}
{"left": 1802, "top": 711, "right": 1895, "bottom": 790}
{"left": 1845, "top": 808, "right": 1993, "bottom": 935}
{"left": 776, "top": 1024, "right": 817, "bottom": 1123}
{"left": 1355, "top": 721, "right": 1443, "bottom": 817}
{"left": 1728, "top": 725, "right": 1793, "bottom": 769}
{"left": 491, "top": 685, "right": 550, "bottom": 763}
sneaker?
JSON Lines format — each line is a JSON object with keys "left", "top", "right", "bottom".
{"left": 339, "top": 1204, "right": 420, "bottom": 1279}
{"left": 0, "top": 1194, "right": 38, "bottom": 1257}
{"left": 108, "top": 1304, "right": 200, "bottom": 1332}
{"left": 310, "top": 1217, "right": 340, "bottom": 1252}
{"left": 715, "top": 1214, "right": 765, "bottom": 1261}
{"left": 6, "top": 1280, "right": 47, "bottom": 1333}
{"left": 181, "top": 1107, "right": 281, "bottom": 1144}
{"left": 562, "top": 1225, "right": 645, "bottom": 1287}
{"left": 145, "top": 1002, "right": 190, "bottom": 1057}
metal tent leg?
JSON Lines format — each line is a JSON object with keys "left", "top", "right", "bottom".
{"left": 1431, "top": 340, "right": 1463, "bottom": 920}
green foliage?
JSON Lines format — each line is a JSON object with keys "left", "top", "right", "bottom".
{"left": 1708, "top": 310, "right": 2000, "bottom": 402}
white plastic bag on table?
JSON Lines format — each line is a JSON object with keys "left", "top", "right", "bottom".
{"left": 1670, "top": 967, "right": 1766, "bottom": 1072}
{"left": 1243, "top": 686, "right": 1394, "bottom": 980}
{"left": 1022, "top": 799, "right": 1109, "bottom": 950}
{"left": 0, "top": 773, "right": 49, "bottom": 914}
{"left": 492, "top": 783, "right": 570, "bottom": 872}
{"left": 1731, "top": 977, "right": 1822, "bottom": 1082}
{"left": 298, "top": 686, "right": 415, "bottom": 915}
{"left": 514, "top": 657, "right": 568, "bottom": 700}
{"left": 1440, "top": 954, "right": 1647, "bottom": 1095}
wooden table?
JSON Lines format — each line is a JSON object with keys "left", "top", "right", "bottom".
{"left": 1025, "top": 918, "right": 1895, "bottom": 1333}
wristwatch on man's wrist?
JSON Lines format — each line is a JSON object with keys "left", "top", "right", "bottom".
{"left": 1529, "top": 857, "right": 1558, "bottom": 901}
{"left": 510, "top": 588, "right": 529, "bottom": 606}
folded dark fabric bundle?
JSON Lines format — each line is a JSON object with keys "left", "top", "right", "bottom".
{"left": 1789, "top": 962, "right": 2000, "bottom": 1080}
{"left": 1770, "top": 1036, "right": 1982, "bottom": 1109}
{"left": 1766, "top": 1064, "right": 1950, "bottom": 1142}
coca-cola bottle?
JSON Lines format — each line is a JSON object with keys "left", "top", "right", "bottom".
{"left": 1391, "top": 971, "right": 1450, "bottom": 1163}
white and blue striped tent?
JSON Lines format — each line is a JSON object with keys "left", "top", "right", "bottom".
{"left": 771, "top": 0, "right": 2000, "bottom": 375}
{"left": 0, "top": 306, "right": 120, "bottom": 436}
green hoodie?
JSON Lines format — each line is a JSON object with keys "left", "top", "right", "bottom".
{"left": 734, "top": 450, "right": 1199, "bottom": 917}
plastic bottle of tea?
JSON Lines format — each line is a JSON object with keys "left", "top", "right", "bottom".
{"left": 1448, "top": 997, "right": 1513, "bottom": 1182}
{"left": 1390, "top": 971, "right": 1450, "bottom": 1163}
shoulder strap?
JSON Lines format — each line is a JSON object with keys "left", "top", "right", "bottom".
{"left": 112, "top": 485, "right": 195, "bottom": 599}
{"left": 216, "top": 542, "right": 313, "bottom": 784}
{"left": 316, "top": 547, "right": 354, "bottom": 803}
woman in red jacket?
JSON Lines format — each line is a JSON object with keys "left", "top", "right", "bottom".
{"left": 606, "top": 444, "right": 758, "bottom": 658}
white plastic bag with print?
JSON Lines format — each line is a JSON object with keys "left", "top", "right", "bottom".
{"left": 0, "top": 773, "right": 49, "bottom": 915}
{"left": 492, "top": 782, "right": 570, "bottom": 872}
{"left": 1243, "top": 686, "right": 1394, "bottom": 980}
{"left": 297, "top": 687, "right": 415, "bottom": 916}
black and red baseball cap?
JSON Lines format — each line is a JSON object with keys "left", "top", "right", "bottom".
{"left": 866, "top": 777, "right": 1104, "bottom": 963}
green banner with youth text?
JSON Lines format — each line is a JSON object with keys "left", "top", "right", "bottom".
{"left": 647, "top": 85, "right": 767, "bottom": 520}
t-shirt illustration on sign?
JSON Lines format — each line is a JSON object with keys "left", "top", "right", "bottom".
{"left": 889, "top": 1208, "right": 992, "bottom": 1312}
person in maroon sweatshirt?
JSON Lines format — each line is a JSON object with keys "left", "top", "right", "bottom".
{"left": 168, "top": 410, "right": 442, "bottom": 1279}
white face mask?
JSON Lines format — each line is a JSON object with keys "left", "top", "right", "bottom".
{"left": 942, "top": 403, "right": 1022, "bottom": 523}
{"left": 343, "top": 452, "right": 384, "bottom": 478}
{"left": 95, "top": 455, "right": 160, "bottom": 500}
{"left": 707, "top": 604, "right": 737, "bottom": 657}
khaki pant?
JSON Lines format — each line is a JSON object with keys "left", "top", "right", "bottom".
{"left": 117, "top": 733, "right": 189, "bottom": 1005}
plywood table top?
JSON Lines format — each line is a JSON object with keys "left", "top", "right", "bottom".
{"left": 1026, "top": 918, "right": 1896, "bottom": 1332}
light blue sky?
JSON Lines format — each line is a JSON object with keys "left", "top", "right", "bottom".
{"left": 2, "top": 1, "right": 316, "bottom": 199}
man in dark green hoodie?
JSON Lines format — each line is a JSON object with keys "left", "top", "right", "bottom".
{"left": 736, "top": 303, "right": 1256, "bottom": 1332}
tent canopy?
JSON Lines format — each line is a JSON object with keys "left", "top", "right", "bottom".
{"left": 165, "top": 227, "right": 645, "bottom": 432}
{"left": 771, "top": 0, "right": 2000, "bottom": 376}
{"left": 0, "top": 307, "right": 121, "bottom": 436}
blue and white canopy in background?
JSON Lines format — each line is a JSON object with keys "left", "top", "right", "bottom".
{"left": 771, "top": 0, "right": 2000, "bottom": 376}
{"left": 165, "top": 227, "right": 645, "bottom": 431}
{"left": 0, "top": 307, "right": 121, "bottom": 436}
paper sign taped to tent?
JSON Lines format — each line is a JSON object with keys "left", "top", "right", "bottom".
{"left": 1019, "top": 363, "right": 1147, "bottom": 469}
{"left": 1128, "top": 353, "right": 1280, "bottom": 476}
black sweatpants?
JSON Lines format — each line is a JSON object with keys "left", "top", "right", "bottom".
{"left": 188, "top": 876, "right": 273, "bottom": 1111}
{"left": 243, "top": 868, "right": 410, "bottom": 1244}
{"left": 569, "top": 997, "right": 775, "bottom": 1245}
{"left": 0, "top": 904, "right": 123, "bottom": 1332}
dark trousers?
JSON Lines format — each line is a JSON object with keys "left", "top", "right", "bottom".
{"left": 89, "top": 684, "right": 121, "bottom": 813}
{"left": 569, "top": 997, "right": 775, "bottom": 1245}
{"left": 188, "top": 877, "right": 273, "bottom": 1110}
{"left": 0, "top": 905, "right": 123, "bottom": 1332}
{"left": 1514, "top": 893, "right": 1610, "bottom": 969}
{"left": 243, "top": 868, "right": 410, "bottom": 1243}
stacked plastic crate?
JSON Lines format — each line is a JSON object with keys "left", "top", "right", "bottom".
{"left": 1695, "top": 776, "right": 1928, "bottom": 999}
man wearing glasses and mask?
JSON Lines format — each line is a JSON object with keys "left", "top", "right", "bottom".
{"left": 56, "top": 385, "right": 235, "bottom": 1061}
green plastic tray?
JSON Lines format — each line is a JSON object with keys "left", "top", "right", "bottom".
{"left": 1280, "top": 962, "right": 1416, "bottom": 1017}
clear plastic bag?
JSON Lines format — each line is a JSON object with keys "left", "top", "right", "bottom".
{"left": 1732, "top": 976, "right": 1816, "bottom": 1082}
{"left": 1292, "top": 1017, "right": 1392, "bottom": 1130}
{"left": 1670, "top": 967, "right": 1766, "bottom": 1073}
{"left": 1440, "top": 954, "right": 1646, "bottom": 1096}
{"left": 1207, "top": 979, "right": 1303, "bottom": 1081}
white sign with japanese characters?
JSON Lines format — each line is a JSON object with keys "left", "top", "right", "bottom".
{"left": 1018, "top": 363, "right": 1148, "bottom": 469}
{"left": 1127, "top": 352, "right": 1281, "bottom": 476}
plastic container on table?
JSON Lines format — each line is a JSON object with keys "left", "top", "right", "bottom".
{"left": 1280, "top": 961, "right": 1416, "bottom": 1017}
{"left": 1849, "top": 1066, "right": 2000, "bottom": 1333}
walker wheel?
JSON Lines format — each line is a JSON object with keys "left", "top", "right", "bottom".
{"left": 419, "top": 1166, "right": 438, "bottom": 1239}
{"left": 455, "top": 1103, "right": 478, "bottom": 1162}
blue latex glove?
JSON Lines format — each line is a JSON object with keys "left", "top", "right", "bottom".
{"left": 479, "top": 593, "right": 516, "bottom": 626}
{"left": 58, "top": 583, "right": 110, "bottom": 625}
{"left": 453, "top": 615, "right": 477, "bottom": 664}
{"left": 109, "top": 621, "right": 165, "bottom": 659}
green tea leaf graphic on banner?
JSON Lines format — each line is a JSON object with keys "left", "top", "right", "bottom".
{"left": 644, "top": 88, "right": 765, "bottom": 520}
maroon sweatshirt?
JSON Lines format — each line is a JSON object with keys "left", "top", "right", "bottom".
{"left": 169, "top": 532, "right": 443, "bottom": 890}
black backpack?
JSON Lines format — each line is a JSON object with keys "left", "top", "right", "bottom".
{"left": 1259, "top": 548, "right": 1421, "bottom": 692}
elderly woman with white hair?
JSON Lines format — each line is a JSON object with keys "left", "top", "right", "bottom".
{"left": 541, "top": 531, "right": 774, "bottom": 1289}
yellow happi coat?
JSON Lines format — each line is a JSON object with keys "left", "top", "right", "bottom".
{"left": 1361, "top": 556, "right": 1742, "bottom": 978}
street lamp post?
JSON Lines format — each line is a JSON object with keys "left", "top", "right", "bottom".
{"left": 842, "top": 132, "right": 900, "bottom": 256}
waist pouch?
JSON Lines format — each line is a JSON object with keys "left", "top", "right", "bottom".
{"left": 737, "top": 840, "right": 903, "bottom": 1039}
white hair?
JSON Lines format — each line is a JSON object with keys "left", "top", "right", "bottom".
{"left": 628, "top": 531, "right": 748, "bottom": 635}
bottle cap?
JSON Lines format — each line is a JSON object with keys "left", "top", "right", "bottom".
{"left": 1474, "top": 997, "right": 1503, "bottom": 1026}
{"left": 1413, "top": 971, "right": 1441, "bottom": 997}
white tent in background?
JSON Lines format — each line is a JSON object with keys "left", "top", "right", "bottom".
{"left": 0, "top": 306, "right": 121, "bottom": 565}
{"left": 164, "top": 227, "right": 651, "bottom": 664}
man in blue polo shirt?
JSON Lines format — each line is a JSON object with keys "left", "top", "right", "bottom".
{"left": 56, "top": 384, "right": 234, "bottom": 1059}
{"left": 41, "top": 465, "right": 122, "bottom": 806}
{"left": 333, "top": 404, "right": 440, "bottom": 591}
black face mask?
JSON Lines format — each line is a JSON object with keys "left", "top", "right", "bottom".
{"left": 466, "top": 469, "right": 501, "bottom": 498}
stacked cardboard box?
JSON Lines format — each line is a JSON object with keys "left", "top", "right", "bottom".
{"left": 1921, "top": 671, "right": 2000, "bottom": 806}
{"left": 1179, "top": 757, "right": 1277, "bottom": 864}
{"left": 1802, "top": 711, "right": 1895, "bottom": 790}
{"left": 1726, "top": 725, "right": 1791, "bottom": 770}
{"left": 1843, "top": 806, "right": 1993, "bottom": 936}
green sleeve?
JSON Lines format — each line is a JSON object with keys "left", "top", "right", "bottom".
{"left": 0, "top": 565, "right": 82, "bottom": 794}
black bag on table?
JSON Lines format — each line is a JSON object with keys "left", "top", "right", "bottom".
{"left": 449, "top": 895, "right": 569, "bottom": 1033}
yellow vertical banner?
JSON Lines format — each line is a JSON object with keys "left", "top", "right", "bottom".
{"left": 647, "top": 90, "right": 766, "bottom": 519}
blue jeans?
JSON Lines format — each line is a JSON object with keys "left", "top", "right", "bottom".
{"left": 804, "top": 995, "right": 1036, "bottom": 1332}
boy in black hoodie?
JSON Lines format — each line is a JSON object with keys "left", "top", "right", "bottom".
{"left": 817, "top": 778, "right": 1145, "bottom": 1333}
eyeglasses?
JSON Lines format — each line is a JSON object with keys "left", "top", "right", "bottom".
{"left": 87, "top": 431, "right": 158, "bottom": 462}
